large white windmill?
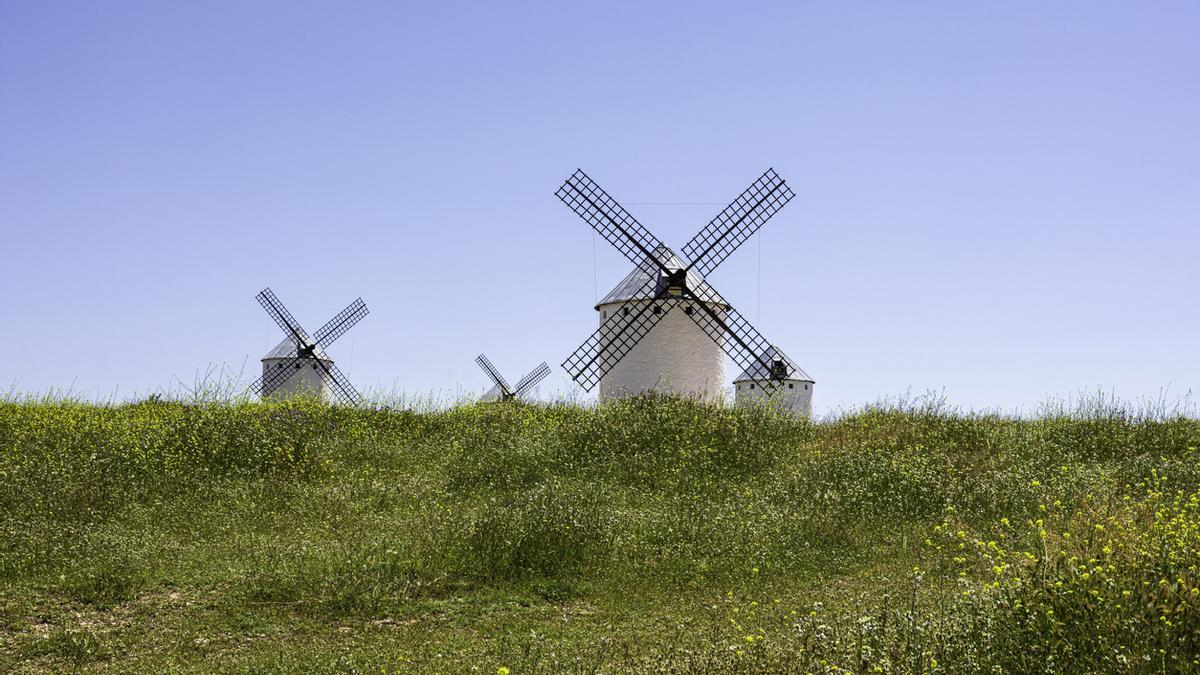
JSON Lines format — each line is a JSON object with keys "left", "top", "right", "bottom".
{"left": 556, "top": 169, "right": 814, "bottom": 407}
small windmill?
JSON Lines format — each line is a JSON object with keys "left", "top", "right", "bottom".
{"left": 249, "top": 287, "right": 368, "bottom": 405}
{"left": 733, "top": 344, "right": 814, "bottom": 414}
{"left": 557, "top": 168, "right": 813, "bottom": 402}
{"left": 475, "top": 354, "right": 551, "bottom": 402}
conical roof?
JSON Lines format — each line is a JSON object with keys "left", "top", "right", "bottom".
{"left": 595, "top": 246, "right": 725, "bottom": 309}
{"left": 261, "top": 337, "right": 332, "bottom": 362}
{"left": 733, "top": 345, "right": 813, "bottom": 383}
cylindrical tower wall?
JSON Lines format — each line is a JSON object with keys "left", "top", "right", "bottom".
{"left": 260, "top": 358, "right": 334, "bottom": 401}
{"left": 596, "top": 299, "right": 726, "bottom": 401}
{"left": 734, "top": 379, "right": 814, "bottom": 416}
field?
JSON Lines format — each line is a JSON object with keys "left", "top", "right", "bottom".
{"left": 1, "top": 394, "right": 1199, "bottom": 672}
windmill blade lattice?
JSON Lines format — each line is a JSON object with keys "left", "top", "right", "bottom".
{"left": 555, "top": 170, "right": 674, "bottom": 277}
{"left": 681, "top": 168, "right": 795, "bottom": 278}
{"left": 313, "top": 298, "right": 369, "bottom": 350}
{"left": 681, "top": 287, "right": 801, "bottom": 396}
{"left": 250, "top": 353, "right": 302, "bottom": 398}
{"left": 561, "top": 277, "right": 681, "bottom": 391}
{"left": 256, "top": 288, "right": 313, "bottom": 348}
{"left": 313, "top": 360, "right": 363, "bottom": 406}
{"left": 513, "top": 362, "right": 551, "bottom": 398}
{"left": 475, "top": 353, "right": 513, "bottom": 397}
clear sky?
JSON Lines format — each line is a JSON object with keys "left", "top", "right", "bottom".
{"left": 1, "top": 2, "right": 1197, "bottom": 413}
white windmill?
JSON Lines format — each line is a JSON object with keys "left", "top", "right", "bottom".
{"left": 557, "top": 169, "right": 814, "bottom": 407}
{"left": 249, "top": 287, "right": 369, "bottom": 405}
{"left": 733, "top": 344, "right": 815, "bottom": 415}
{"left": 474, "top": 354, "right": 551, "bottom": 402}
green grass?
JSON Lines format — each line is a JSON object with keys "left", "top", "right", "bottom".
{"left": 1, "top": 394, "right": 1198, "bottom": 672}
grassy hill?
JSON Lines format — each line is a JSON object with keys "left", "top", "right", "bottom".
{"left": 1, "top": 395, "right": 1198, "bottom": 672}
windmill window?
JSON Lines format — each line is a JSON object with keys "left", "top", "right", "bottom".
{"left": 684, "top": 305, "right": 693, "bottom": 315}
{"left": 652, "top": 305, "right": 661, "bottom": 315}
{"left": 750, "top": 383, "right": 756, "bottom": 390}
{"left": 788, "top": 383, "right": 794, "bottom": 389}
{"left": 602, "top": 310, "right": 607, "bottom": 319}
{"left": 622, "top": 307, "right": 629, "bottom": 316}
{"left": 805, "top": 384, "right": 809, "bottom": 390}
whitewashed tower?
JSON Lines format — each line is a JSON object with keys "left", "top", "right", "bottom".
{"left": 596, "top": 247, "right": 727, "bottom": 400}
{"left": 733, "top": 344, "right": 815, "bottom": 415}
{"left": 260, "top": 339, "right": 335, "bottom": 400}
{"left": 557, "top": 169, "right": 802, "bottom": 403}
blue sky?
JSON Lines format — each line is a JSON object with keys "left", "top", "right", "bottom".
{"left": 1, "top": 2, "right": 1197, "bottom": 412}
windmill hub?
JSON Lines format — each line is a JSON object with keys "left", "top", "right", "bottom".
{"left": 666, "top": 267, "right": 688, "bottom": 291}
{"left": 771, "top": 359, "right": 788, "bottom": 380}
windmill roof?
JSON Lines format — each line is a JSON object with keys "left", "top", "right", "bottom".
{"left": 733, "top": 345, "right": 814, "bottom": 383}
{"left": 261, "top": 337, "right": 333, "bottom": 362}
{"left": 595, "top": 246, "right": 726, "bottom": 309}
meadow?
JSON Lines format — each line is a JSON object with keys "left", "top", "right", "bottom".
{"left": 1, "top": 393, "right": 1198, "bottom": 672}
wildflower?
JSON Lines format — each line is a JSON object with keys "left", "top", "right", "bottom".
{"left": 498, "top": 669, "right": 510, "bottom": 675}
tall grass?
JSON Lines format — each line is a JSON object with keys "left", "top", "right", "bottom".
{"left": 0, "top": 393, "right": 1197, "bottom": 671}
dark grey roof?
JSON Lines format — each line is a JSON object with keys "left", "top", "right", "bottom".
{"left": 261, "top": 337, "right": 332, "bottom": 362}
{"left": 733, "top": 345, "right": 814, "bottom": 383}
{"left": 595, "top": 246, "right": 725, "bottom": 309}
